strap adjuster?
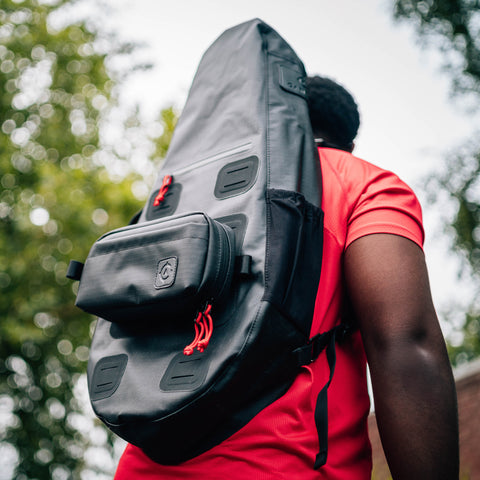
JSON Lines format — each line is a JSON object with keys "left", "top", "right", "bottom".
{"left": 293, "top": 325, "right": 343, "bottom": 367}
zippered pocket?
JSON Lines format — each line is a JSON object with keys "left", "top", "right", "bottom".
{"left": 144, "top": 143, "right": 256, "bottom": 221}
{"left": 74, "top": 212, "right": 236, "bottom": 323}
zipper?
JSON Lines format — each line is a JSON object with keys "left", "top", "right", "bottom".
{"left": 95, "top": 211, "right": 206, "bottom": 243}
{"left": 167, "top": 142, "right": 252, "bottom": 177}
{"left": 214, "top": 222, "right": 235, "bottom": 298}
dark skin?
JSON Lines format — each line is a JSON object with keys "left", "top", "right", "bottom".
{"left": 344, "top": 234, "right": 459, "bottom": 479}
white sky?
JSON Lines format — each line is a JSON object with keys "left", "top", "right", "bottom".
{"left": 99, "top": 0, "right": 476, "bottom": 323}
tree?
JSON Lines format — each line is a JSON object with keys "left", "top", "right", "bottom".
{"left": 0, "top": 1, "right": 176, "bottom": 478}
{"left": 392, "top": 0, "right": 480, "bottom": 365}
{"left": 393, "top": 0, "right": 480, "bottom": 99}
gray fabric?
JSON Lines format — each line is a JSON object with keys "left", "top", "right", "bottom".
{"left": 86, "top": 19, "right": 323, "bottom": 464}
{"left": 76, "top": 213, "right": 235, "bottom": 322}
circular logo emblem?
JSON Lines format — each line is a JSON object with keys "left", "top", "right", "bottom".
{"left": 155, "top": 257, "right": 177, "bottom": 289}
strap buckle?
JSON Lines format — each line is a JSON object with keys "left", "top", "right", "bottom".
{"left": 293, "top": 325, "right": 345, "bottom": 367}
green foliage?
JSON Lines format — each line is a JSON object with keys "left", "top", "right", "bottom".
{"left": 151, "top": 106, "right": 178, "bottom": 162}
{"left": 447, "top": 310, "right": 480, "bottom": 365}
{"left": 393, "top": 0, "right": 480, "bottom": 100}
{"left": 0, "top": 0, "right": 176, "bottom": 477}
{"left": 424, "top": 140, "right": 480, "bottom": 365}
{"left": 392, "top": 0, "right": 480, "bottom": 365}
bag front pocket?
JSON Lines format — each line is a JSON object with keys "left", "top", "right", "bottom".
{"left": 75, "top": 212, "right": 235, "bottom": 323}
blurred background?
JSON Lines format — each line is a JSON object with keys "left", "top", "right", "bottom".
{"left": 1, "top": 0, "right": 479, "bottom": 478}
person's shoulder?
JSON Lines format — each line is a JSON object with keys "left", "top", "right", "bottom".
{"left": 320, "top": 148, "right": 395, "bottom": 181}
{"left": 319, "top": 148, "right": 424, "bottom": 249}
{"left": 319, "top": 148, "right": 413, "bottom": 197}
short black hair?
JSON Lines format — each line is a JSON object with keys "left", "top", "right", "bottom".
{"left": 305, "top": 75, "right": 360, "bottom": 151}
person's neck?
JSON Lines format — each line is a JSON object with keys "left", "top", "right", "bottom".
{"left": 314, "top": 138, "right": 354, "bottom": 153}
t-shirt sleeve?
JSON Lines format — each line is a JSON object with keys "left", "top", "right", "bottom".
{"left": 345, "top": 166, "right": 425, "bottom": 250}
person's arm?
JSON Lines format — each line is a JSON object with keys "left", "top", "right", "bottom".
{"left": 344, "top": 233, "right": 458, "bottom": 480}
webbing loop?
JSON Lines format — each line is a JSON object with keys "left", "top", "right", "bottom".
{"left": 153, "top": 175, "right": 173, "bottom": 206}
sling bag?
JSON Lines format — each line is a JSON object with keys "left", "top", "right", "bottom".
{"left": 68, "top": 18, "right": 343, "bottom": 468}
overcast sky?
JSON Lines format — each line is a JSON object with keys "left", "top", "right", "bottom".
{"left": 93, "top": 0, "right": 476, "bottom": 322}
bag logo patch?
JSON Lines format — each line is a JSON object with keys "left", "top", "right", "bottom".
{"left": 155, "top": 257, "right": 177, "bottom": 289}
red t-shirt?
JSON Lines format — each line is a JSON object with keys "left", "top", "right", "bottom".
{"left": 114, "top": 148, "right": 424, "bottom": 479}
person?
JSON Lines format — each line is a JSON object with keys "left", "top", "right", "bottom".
{"left": 114, "top": 76, "right": 459, "bottom": 479}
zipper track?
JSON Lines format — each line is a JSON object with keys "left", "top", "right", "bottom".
{"left": 96, "top": 212, "right": 205, "bottom": 243}
{"left": 168, "top": 142, "right": 252, "bottom": 177}
{"left": 214, "top": 222, "right": 234, "bottom": 298}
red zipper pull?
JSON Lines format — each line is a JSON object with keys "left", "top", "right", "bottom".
{"left": 197, "top": 304, "right": 213, "bottom": 353}
{"left": 184, "top": 304, "right": 213, "bottom": 356}
{"left": 153, "top": 175, "right": 173, "bottom": 206}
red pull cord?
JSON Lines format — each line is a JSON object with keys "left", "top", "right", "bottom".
{"left": 183, "top": 312, "right": 204, "bottom": 356}
{"left": 197, "top": 304, "right": 213, "bottom": 352}
{"left": 153, "top": 175, "right": 173, "bottom": 206}
{"left": 184, "top": 304, "right": 213, "bottom": 356}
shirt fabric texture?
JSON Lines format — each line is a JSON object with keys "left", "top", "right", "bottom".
{"left": 114, "top": 148, "right": 424, "bottom": 479}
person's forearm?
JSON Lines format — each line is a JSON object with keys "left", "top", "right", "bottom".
{"left": 369, "top": 338, "right": 458, "bottom": 480}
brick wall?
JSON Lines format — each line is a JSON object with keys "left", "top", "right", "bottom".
{"left": 368, "top": 357, "right": 480, "bottom": 480}
{"left": 455, "top": 358, "right": 480, "bottom": 479}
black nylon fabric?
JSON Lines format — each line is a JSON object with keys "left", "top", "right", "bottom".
{"left": 84, "top": 19, "right": 328, "bottom": 465}
{"left": 75, "top": 213, "right": 235, "bottom": 322}
{"left": 264, "top": 188, "right": 324, "bottom": 336}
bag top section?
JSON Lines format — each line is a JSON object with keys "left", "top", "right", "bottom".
{"left": 155, "top": 18, "right": 321, "bottom": 208}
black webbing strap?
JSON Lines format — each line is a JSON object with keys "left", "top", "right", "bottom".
{"left": 293, "top": 325, "right": 342, "bottom": 368}
{"left": 234, "top": 255, "right": 252, "bottom": 277}
{"left": 66, "top": 260, "right": 84, "bottom": 281}
{"left": 128, "top": 209, "right": 142, "bottom": 225}
{"left": 292, "top": 324, "right": 343, "bottom": 468}
{"left": 313, "top": 327, "right": 339, "bottom": 469}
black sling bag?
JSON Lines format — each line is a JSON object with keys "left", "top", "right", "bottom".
{"left": 68, "top": 18, "right": 343, "bottom": 468}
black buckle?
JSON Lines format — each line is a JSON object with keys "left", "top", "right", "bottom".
{"left": 294, "top": 325, "right": 345, "bottom": 367}
{"left": 294, "top": 330, "right": 332, "bottom": 366}
{"left": 309, "top": 331, "right": 333, "bottom": 362}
